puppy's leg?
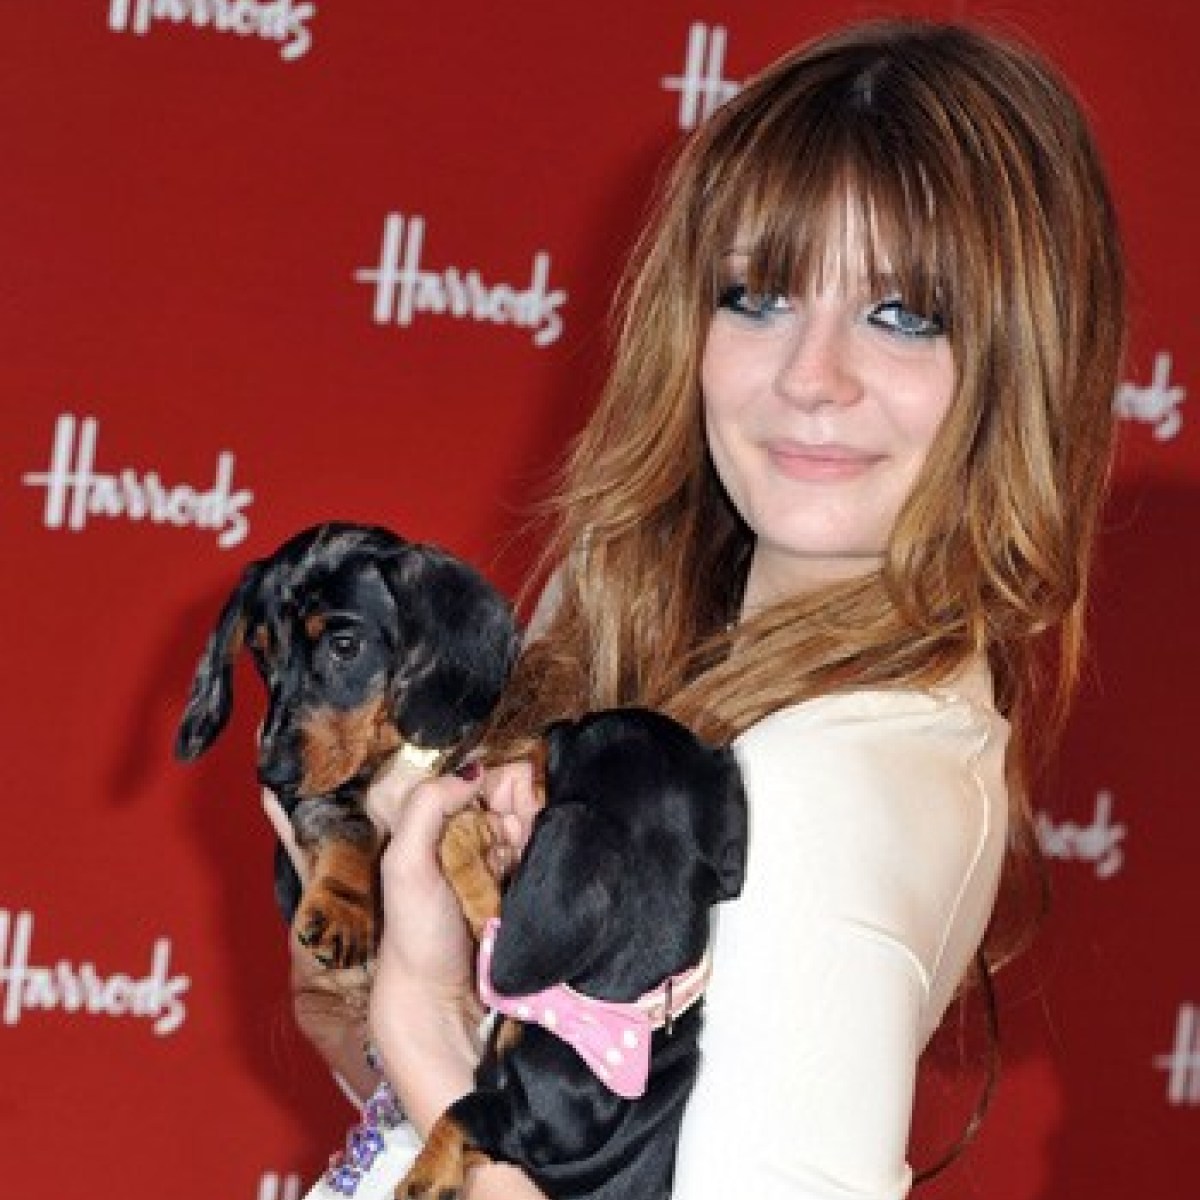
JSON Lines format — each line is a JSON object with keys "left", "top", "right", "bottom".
{"left": 438, "top": 809, "right": 501, "bottom": 939}
{"left": 294, "top": 837, "right": 379, "bottom": 968}
{"left": 395, "top": 1113, "right": 490, "bottom": 1200}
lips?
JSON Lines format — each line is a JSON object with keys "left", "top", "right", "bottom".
{"left": 764, "top": 440, "right": 885, "bottom": 482}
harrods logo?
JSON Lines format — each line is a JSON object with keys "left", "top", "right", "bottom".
{"left": 662, "top": 23, "right": 741, "bottom": 130}
{"left": 107, "top": 0, "right": 315, "bottom": 62}
{"left": 1114, "top": 351, "right": 1186, "bottom": 441}
{"left": 1035, "top": 790, "right": 1126, "bottom": 879}
{"left": 354, "top": 213, "right": 568, "bottom": 349}
{"left": 257, "top": 1173, "right": 302, "bottom": 1200}
{"left": 0, "top": 908, "right": 190, "bottom": 1036}
{"left": 1154, "top": 1004, "right": 1200, "bottom": 1106}
{"left": 21, "top": 413, "right": 254, "bottom": 549}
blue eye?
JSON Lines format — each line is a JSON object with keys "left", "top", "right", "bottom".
{"left": 868, "top": 298, "right": 945, "bottom": 338}
{"left": 716, "top": 284, "right": 790, "bottom": 320}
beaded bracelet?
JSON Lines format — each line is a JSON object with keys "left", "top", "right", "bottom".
{"left": 323, "top": 1079, "right": 406, "bottom": 1196}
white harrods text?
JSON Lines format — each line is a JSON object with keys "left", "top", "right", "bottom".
{"left": 0, "top": 909, "right": 190, "bottom": 1035}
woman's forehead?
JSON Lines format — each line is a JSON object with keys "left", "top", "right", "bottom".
{"left": 721, "top": 197, "right": 930, "bottom": 293}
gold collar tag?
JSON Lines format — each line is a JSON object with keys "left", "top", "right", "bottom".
{"left": 396, "top": 741, "right": 446, "bottom": 774}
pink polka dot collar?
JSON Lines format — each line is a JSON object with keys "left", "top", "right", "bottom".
{"left": 476, "top": 917, "right": 712, "bottom": 1100}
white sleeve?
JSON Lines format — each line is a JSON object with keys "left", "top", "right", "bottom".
{"left": 672, "top": 688, "right": 1008, "bottom": 1200}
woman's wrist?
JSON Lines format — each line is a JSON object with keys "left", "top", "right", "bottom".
{"left": 369, "top": 964, "right": 483, "bottom": 1138}
{"left": 369, "top": 979, "right": 549, "bottom": 1196}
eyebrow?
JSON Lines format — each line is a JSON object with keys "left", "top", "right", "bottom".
{"left": 717, "top": 251, "right": 907, "bottom": 298}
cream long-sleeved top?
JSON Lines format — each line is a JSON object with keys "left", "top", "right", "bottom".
{"left": 671, "top": 659, "right": 1009, "bottom": 1199}
{"left": 306, "top": 659, "right": 1008, "bottom": 1200}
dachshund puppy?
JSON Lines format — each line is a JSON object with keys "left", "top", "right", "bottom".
{"left": 398, "top": 707, "right": 748, "bottom": 1200}
{"left": 175, "top": 522, "right": 517, "bottom": 968}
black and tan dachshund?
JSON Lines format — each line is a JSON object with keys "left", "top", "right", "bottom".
{"left": 175, "top": 522, "right": 518, "bottom": 968}
{"left": 398, "top": 707, "right": 748, "bottom": 1200}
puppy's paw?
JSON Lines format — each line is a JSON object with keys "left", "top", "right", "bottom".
{"left": 438, "top": 809, "right": 501, "bottom": 940}
{"left": 395, "top": 1115, "right": 488, "bottom": 1200}
{"left": 293, "top": 882, "right": 376, "bottom": 969}
{"left": 293, "top": 839, "right": 379, "bottom": 968}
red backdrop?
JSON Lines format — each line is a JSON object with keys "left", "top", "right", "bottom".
{"left": 1, "top": 3, "right": 1195, "bottom": 1198}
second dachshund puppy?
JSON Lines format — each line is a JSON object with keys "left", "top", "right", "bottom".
{"left": 399, "top": 707, "right": 749, "bottom": 1200}
{"left": 175, "top": 522, "right": 518, "bottom": 968}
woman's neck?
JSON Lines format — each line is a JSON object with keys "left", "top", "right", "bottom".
{"left": 738, "top": 546, "right": 884, "bottom": 620}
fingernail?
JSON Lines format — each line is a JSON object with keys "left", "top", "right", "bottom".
{"left": 457, "top": 760, "right": 481, "bottom": 781}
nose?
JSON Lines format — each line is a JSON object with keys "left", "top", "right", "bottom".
{"left": 774, "top": 312, "right": 862, "bottom": 410}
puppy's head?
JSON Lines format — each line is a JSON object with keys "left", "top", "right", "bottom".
{"left": 175, "top": 523, "right": 517, "bottom": 802}
{"left": 490, "top": 708, "right": 747, "bottom": 1001}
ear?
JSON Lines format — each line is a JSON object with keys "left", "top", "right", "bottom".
{"left": 698, "top": 746, "right": 749, "bottom": 902}
{"left": 174, "top": 562, "right": 264, "bottom": 761}
{"left": 490, "top": 803, "right": 622, "bottom": 995}
{"left": 380, "top": 545, "right": 518, "bottom": 748}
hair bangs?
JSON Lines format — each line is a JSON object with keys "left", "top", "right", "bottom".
{"left": 700, "top": 63, "right": 964, "bottom": 331}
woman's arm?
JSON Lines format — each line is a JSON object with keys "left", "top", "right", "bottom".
{"left": 366, "top": 763, "right": 549, "bottom": 1199}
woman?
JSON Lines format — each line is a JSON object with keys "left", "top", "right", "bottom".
{"left": 299, "top": 18, "right": 1124, "bottom": 1199}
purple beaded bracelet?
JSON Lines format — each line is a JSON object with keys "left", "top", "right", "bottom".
{"left": 323, "top": 1079, "right": 405, "bottom": 1196}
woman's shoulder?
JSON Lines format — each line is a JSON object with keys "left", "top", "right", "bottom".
{"left": 735, "top": 655, "right": 1006, "bottom": 769}
{"left": 729, "top": 657, "right": 1008, "bottom": 995}
{"left": 732, "top": 656, "right": 1008, "bottom": 829}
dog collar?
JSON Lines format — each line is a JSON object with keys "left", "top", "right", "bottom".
{"left": 476, "top": 917, "right": 711, "bottom": 1100}
{"left": 394, "top": 740, "right": 446, "bottom": 774}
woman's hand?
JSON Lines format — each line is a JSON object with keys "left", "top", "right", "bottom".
{"left": 478, "top": 759, "right": 542, "bottom": 878}
{"left": 367, "top": 755, "right": 545, "bottom": 1135}
{"left": 371, "top": 767, "right": 484, "bottom": 1007}
{"left": 367, "top": 764, "right": 491, "bottom": 1135}
{"left": 367, "top": 756, "right": 543, "bottom": 995}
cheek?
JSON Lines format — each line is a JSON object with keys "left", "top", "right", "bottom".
{"left": 700, "top": 327, "right": 757, "bottom": 454}
{"left": 887, "top": 354, "right": 957, "bottom": 455}
{"left": 701, "top": 382, "right": 740, "bottom": 489}
{"left": 699, "top": 320, "right": 754, "bottom": 415}
{"left": 700, "top": 333, "right": 735, "bottom": 479}
{"left": 699, "top": 333, "right": 723, "bottom": 418}
{"left": 702, "top": 405, "right": 755, "bottom": 535}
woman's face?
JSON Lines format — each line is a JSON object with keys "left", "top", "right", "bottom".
{"left": 702, "top": 228, "right": 956, "bottom": 612}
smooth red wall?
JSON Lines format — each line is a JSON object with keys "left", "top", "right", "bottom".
{"left": 1, "top": 3, "right": 1195, "bottom": 1198}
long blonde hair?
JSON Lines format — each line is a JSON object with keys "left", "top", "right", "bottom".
{"left": 489, "top": 20, "right": 1125, "bottom": 965}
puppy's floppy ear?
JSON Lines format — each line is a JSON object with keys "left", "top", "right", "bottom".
{"left": 490, "top": 803, "right": 622, "bottom": 996}
{"left": 698, "top": 746, "right": 749, "bottom": 902}
{"left": 380, "top": 545, "right": 518, "bottom": 747}
{"left": 175, "top": 562, "right": 264, "bottom": 761}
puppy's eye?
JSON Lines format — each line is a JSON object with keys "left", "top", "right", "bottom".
{"left": 327, "top": 632, "right": 362, "bottom": 663}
